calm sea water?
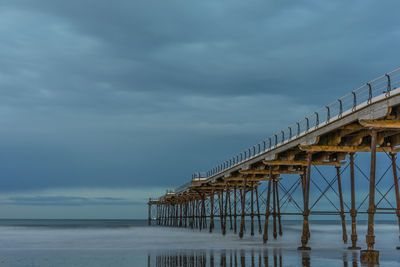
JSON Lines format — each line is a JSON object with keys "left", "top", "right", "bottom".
{"left": 0, "top": 219, "right": 399, "bottom": 266}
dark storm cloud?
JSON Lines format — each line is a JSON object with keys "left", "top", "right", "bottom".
{"left": 0, "top": 0, "right": 398, "bottom": 194}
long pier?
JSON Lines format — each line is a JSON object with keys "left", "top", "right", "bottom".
{"left": 148, "top": 68, "right": 400, "bottom": 264}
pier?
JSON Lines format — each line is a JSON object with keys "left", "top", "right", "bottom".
{"left": 148, "top": 68, "right": 400, "bottom": 264}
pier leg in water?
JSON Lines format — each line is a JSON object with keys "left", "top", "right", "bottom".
{"left": 239, "top": 178, "right": 247, "bottom": 238}
{"left": 275, "top": 179, "right": 282, "bottom": 236}
{"left": 225, "top": 183, "right": 229, "bottom": 234}
{"left": 148, "top": 202, "right": 151, "bottom": 226}
{"left": 234, "top": 186, "right": 237, "bottom": 233}
{"left": 191, "top": 200, "right": 195, "bottom": 229}
{"left": 348, "top": 153, "right": 361, "bottom": 250}
{"left": 263, "top": 172, "right": 272, "bottom": 243}
{"left": 255, "top": 185, "right": 262, "bottom": 234}
{"left": 229, "top": 185, "right": 233, "bottom": 231}
{"left": 219, "top": 192, "right": 226, "bottom": 235}
{"left": 272, "top": 177, "right": 277, "bottom": 239}
{"left": 336, "top": 165, "right": 348, "bottom": 244}
{"left": 210, "top": 188, "right": 215, "bottom": 233}
{"left": 251, "top": 182, "right": 255, "bottom": 236}
{"left": 298, "top": 153, "right": 312, "bottom": 250}
{"left": 360, "top": 130, "right": 379, "bottom": 264}
{"left": 391, "top": 153, "right": 400, "bottom": 250}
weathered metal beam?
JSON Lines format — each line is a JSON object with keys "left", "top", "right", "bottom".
{"left": 262, "top": 160, "right": 345, "bottom": 166}
{"left": 239, "top": 170, "right": 303, "bottom": 175}
{"left": 299, "top": 145, "right": 400, "bottom": 153}
{"left": 359, "top": 119, "right": 400, "bottom": 129}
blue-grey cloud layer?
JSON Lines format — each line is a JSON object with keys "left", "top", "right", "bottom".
{"left": 0, "top": 0, "right": 399, "bottom": 194}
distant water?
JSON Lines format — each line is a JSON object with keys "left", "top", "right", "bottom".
{"left": 0, "top": 219, "right": 399, "bottom": 266}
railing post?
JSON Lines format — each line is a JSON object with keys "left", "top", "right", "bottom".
{"left": 338, "top": 99, "right": 343, "bottom": 117}
{"left": 297, "top": 122, "right": 300, "bottom": 136}
{"left": 314, "top": 112, "right": 319, "bottom": 127}
{"left": 326, "top": 106, "right": 331, "bottom": 122}
{"left": 352, "top": 92, "right": 357, "bottom": 111}
{"left": 386, "top": 74, "right": 391, "bottom": 96}
{"left": 367, "top": 83, "right": 372, "bottom": 103}
{"left": 305, "top": 118, "right": 309, "bottom": 131}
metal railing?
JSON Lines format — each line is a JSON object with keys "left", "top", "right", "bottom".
{"left": 192, "top": 67, "right": 400, "bottom": 178}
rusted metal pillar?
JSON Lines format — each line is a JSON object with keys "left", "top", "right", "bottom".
{"left": 336, "top": 165, "right": 348, "bottom": 244}
{"left": 348, "top": 153, "right": 360, "bottom": 250}
{"left": 191, "top": 200, "right": 195, "bottom": 229}
{"left": 272, "top": 178, "right": 277, "bottom": 239}
{"left": 225, "top": 183, "right": 229, "bottom": 234}
{"left": 298, "top": 153, "right": 312, "bottom": 250}
{"left": 251, "top": 182, "right": 255, "bottom": 236}
{"left": 263, "top": 170, "right": 272, "bottom": 243}
{"left": 219, "top": 191, "right": 226, "bottom": 235}
{"left": 179, "top": 202, "right": 183, "bottom": 227}
{"left": 391, "top": 153, "right": 400, "bottom": 250}
{"left": 228, "top": 185, "right": 233, "bottom": 231}
{"left": 239, "top": 177, "right": 247, "bottom": 238}
{"left": 199, "top": 196, "right": 203, "bottom": 231}
{"left": 360, "top": 129, "right": 379, "bottom": 264}
{"left": 202, "top": 194, "right": 207, "bottom": 230}
{"left": 210, "top": 188, "right": 215, "bottom": 232}
{"left": 234, "top": 186, "right": 237, "bottom": 233}
{"left": 176, "top": 203, "right": 179, "bottom": 227}
{"left": 196, "top": 199, "right": 200, "bottom": 229}
{"left": 148, "top": 202, "right": 151, "bottom": 226}
{"left": 275, "top": 180, "right": 282, "bottom": 236}
{"left": 166, "top": 204, "right": 170, "bottom": 226}
{"left": 255, "top": 185, "right": 262, "bottom": 234}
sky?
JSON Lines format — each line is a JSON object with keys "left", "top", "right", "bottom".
{"left": 0, "top": 0, "right": 399, "bottom": 219}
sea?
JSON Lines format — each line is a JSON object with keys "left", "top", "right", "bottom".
{"left": 0, "top": 219, "right": 399, "bottom": 266}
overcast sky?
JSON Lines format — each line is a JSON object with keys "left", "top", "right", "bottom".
{"left": 0, "top": 0, "right": 399, "bottom": 219}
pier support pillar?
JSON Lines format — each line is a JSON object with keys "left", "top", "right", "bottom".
{"left": 239, "top": 178, "right": 247, "bottom": 238}
{"left": 263, "top": 170, "right": 272, "bottom": 243}
{"left": 272, "top": 178, "right": 277, "bottom": 239}
{"left": 255, "top": 185, "right": 262, "bottom": 234}
{"left": 228, "top": 185, "right": 233, "bottom": 231}
{"left": 210, "top": 188, "right": 215, "bottom": 233}
{"left": 391, "top": 153, "right": 400, "bottom": 250}
{"left": 234, "top": 186, "right": 237, "bottom": 233}
{"left": 251, "top": 182, "right": 255, "bottom": 236}
{"left": 275, "top": 179, "right": 282, "bottom": 236}
{"left": 298, "top": 153, "right": 312, "bottom": 250}
{"left": 336, "top": 166, "right": 348, "bottom": 244}
{"left": 219, "top": 192, "right": 226, "bottom": 235}
{"left": 348, "top": 153, "right": 361, "bottom": 250}
{"left": 360, "top": 129, "right": 379, "bottom": 264}
{"left": 224, "top": 183, "right": 229, "bottom": 233}
{"left": 148, "top": 201, "right": 151, "bottom": 226}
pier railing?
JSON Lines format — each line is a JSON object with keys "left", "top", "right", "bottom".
{"left": 194, "top": 67, "right": 400, "bottom": 178}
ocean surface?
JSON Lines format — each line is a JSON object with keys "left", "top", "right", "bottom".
{"left": 0, "top": 219, "right": 399, "bottom": 266}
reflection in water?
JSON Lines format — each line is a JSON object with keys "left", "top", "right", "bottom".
{"left": 148, "top": 249, "right": 362, "bottom": 267}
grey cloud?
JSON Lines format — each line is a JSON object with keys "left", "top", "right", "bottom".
{"left": 0, "top": 0, "right": 398, "bottom": 196}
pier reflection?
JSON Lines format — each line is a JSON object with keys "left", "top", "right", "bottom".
{"left": 148, "top": 249, "right": 361, "bottom": 267}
